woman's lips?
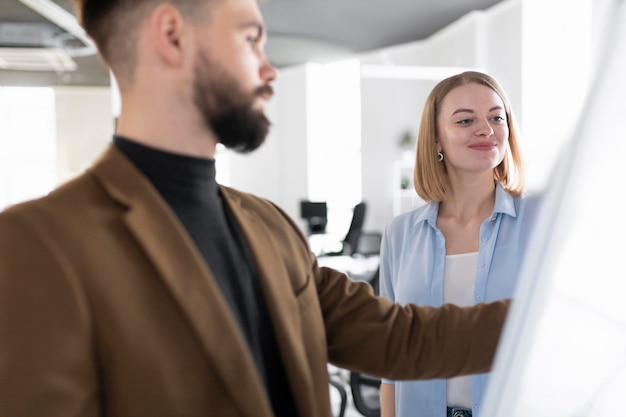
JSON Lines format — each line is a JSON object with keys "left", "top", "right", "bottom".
{"left": 469, "top": 142, "right": 497, "bottom": 150}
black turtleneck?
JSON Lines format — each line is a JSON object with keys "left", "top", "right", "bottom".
{"left": 113, "top": 136, "right": 297, "bottom": 416}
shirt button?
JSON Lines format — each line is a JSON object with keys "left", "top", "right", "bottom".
{"left": 481, "top": 237, "right": 488, "bottom": 242}
{"left": 478, "top": 263, "right": 485, "bottom": 268}
{"left": 491, "top": 217, "right": 496, "bottom": 222}
{"left": 475, "top": 404, "right": 481, "bottom": 410}
{"left": 475, "top": 295, "right": 482, "bottom": 301}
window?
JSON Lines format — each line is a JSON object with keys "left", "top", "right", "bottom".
{"left": 305, "top": 59, "right": 362, "bottom": 237}
{"left": 0, "top": 87, "right": 57, "bottom": 210}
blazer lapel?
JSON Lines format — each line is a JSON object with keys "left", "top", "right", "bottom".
{"left": 89, "top": 146, "right": 274, "bottom": 417}
{"left": 222, "top": 190, "right": 320, "bottom": 416}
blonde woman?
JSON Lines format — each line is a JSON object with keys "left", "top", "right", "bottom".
{"left": 380, "top": 71, "right": 542, "bottom": 417}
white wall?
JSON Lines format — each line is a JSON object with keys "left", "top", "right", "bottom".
{"left": 359, "top": 78, "right": 431, "bottom": 232}
{"left": 54, "top": 86, "right": 113, "bottom": 184}
{"left": 521, "top": 0, "right": 592, "bottom": 191}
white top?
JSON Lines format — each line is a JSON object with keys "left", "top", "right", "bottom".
{"left": 443, "top": 252, "right": 479, "bottom": 409}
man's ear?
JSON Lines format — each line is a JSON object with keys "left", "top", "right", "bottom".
{"left": 149, "top": 4, "right": 189, "bottom": 66}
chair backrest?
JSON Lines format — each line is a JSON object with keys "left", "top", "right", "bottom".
{"left": 349, "top": 371, "right": 381, "bottom": 417}
{"left": 354, "top": 232, "right": 382, "bottom": 257}
{"left": 343, "top": 202, "right": 366, "bottom": 255}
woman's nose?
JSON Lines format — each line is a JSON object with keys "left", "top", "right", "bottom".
{"left": 475, "top": 119, "right": 494, "bottom": 136}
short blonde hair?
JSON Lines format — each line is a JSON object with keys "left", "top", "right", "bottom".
{"left": 414, "top": 71, "right": 525, "bottom": 202}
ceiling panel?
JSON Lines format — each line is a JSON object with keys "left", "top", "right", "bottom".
{"left": 0, "top": 0, "right": 504, "bottom": 87}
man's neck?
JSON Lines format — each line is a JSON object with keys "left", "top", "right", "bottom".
{"left": 115, "top": 90, "right": 219, "bottom": 159}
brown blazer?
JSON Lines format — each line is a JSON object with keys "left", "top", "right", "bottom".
{"left": 0, "top": 145, "right": 508, "bottom": 417}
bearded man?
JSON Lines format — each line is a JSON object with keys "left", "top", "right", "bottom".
{"left": 0, "top": 1, "right": 510, "bottom": 416}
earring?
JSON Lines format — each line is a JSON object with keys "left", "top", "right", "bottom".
{"left": 437, "top": 151, "right": 444, "bottom": 162}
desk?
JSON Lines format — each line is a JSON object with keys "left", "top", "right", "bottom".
{"left": 307, "top": 233, "right": 344, "bottom": 256}
{"left": 317, "top": 255, "right": 379, "bottom": 282}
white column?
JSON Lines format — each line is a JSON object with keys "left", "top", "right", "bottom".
{"left": 520, "top": 0, "right": 593, "bottom": 192}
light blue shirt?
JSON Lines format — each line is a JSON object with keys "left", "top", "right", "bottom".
{"left": 380, "top": 185, "right": 542, "bottom": 417}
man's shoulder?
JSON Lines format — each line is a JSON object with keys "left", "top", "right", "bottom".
{"left": 218, "top": 186, "right": 311, "bottom": 253}
{"left": 219, "top": 186, "right": 283, "bottom": 217}
{"left": 219, "top": 186, "right": 298, "bottom": 227}
{"left": 0, "top": 170, "right": 100, "bottom": 226}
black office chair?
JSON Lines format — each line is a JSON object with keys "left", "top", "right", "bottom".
{"left": 329, "top": 376, "right": 348, "bottom": 417}
{"left": 354, "top": 231, "right": 382, "bottom": 256}
{"left": 325, "top": 232, "right": 381, "bottom": 417}
{"left": 349, "top": 371, "right": 381, "bottom": 417}
{"left": 324, "top": 202, "right": 367, "bottom": 256}
{"left": 349, "top": 265, "right": 381, "bottom": 417}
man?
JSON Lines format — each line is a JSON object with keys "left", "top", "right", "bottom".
{"left": 0, "top": 0, "right": 509, "bottom": 416}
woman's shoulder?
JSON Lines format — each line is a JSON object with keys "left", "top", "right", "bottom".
{"left": 507, "top": 191, "right": 546, "bottom": 226}
{"left": 386, "top": 202, "right": 435, "bottom": 234}
{"left": 516, "top": 190, "right": 544, "bottom": 211}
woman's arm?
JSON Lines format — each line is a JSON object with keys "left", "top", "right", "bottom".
{"left": 380, "top": 382, "right": 396, "bottom": 417}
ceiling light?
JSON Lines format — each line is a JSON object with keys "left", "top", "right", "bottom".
{"left": 17, "top": 0, "right": 96, "bottom": 56}
{"left": 0, "top": 47, "right": 77, "bottom": 72}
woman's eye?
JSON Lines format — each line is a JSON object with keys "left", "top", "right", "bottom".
{"left": 456, "top": 119, "right": 472, "bottom": 125}
{"left": 492, "top": 115, "right": 506, "bottom": 123}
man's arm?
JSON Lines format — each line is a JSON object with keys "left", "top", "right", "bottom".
{"left": 317, "top": 265, "right": 509, "bottom": 380}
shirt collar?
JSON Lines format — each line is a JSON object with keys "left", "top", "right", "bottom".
{"left": 413, "top": 183, "right": 518, "bottom": 229}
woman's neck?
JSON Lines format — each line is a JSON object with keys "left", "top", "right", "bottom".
{"left": 439, "top": 176, "right": 496, "bottom": 225}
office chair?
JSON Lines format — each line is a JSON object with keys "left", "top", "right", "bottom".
{"left": 354, "top": 231, "right": 382, "bottom": 256}
{"left": 329, "top": 376, "right": 348, "bottom": 417}
{"left": 348, "top": 266, "right": 381, "bottom": 417}
{"left": 349, "top": 371, "right": 381, "bottom": 417}
{"left": 323, "top": 202, "right": 367, "bottom": 256}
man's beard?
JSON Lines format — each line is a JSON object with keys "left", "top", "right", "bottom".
{"left": 193, "top": 51, "right": 272, "bottom": 153}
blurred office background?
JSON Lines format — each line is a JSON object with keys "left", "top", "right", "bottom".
{"left": 1, "top": 1, "right": 620, "bottom": 416}
{"left": 0, "top": 0, "right": 605, "bottom": 242}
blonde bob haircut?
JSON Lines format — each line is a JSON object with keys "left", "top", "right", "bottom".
{"left": 413, "top": 71, "right": 525, "bottom": 202}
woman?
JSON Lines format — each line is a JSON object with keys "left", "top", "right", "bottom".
{"left": 379, "top": 71, "right": 541, "bottom": 417}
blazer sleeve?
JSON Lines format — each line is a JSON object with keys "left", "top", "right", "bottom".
{"left": 316, "top": 262, "right": 509, "bottom": 380}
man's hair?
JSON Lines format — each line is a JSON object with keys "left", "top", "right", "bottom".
{"left": 413, "top": 71, "right": 526, "bottom": 202}
{"left": 72, "top": 0, "right": 209, "bottom": 81}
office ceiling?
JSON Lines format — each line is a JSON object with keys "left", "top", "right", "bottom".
{"left": 0, "top": 0, "right": 504, "bottom": 87}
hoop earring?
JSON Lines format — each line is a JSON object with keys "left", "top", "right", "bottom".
{"left": 437, "top": 151, "right": 444, "bottom": 162}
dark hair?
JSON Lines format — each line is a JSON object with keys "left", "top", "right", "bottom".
{"left": 72, "top": 0, "right": 209, "bottom": 80}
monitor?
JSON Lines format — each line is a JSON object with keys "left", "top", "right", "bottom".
{"left": 299, "top": 201, "right": 328, "bottom": 234}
